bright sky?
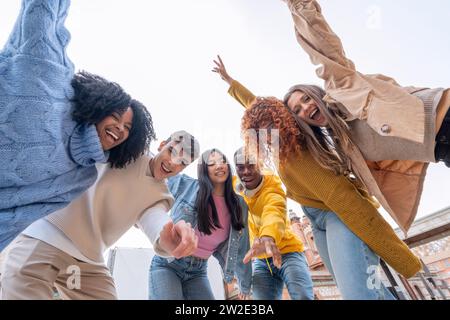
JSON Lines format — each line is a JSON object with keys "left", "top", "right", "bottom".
{"left": 1, "top": 0, "right": 449, "bottom": 248}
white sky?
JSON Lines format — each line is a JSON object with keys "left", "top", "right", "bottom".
{"left": 1, "top": 0, "right": 449, "bottom": 248}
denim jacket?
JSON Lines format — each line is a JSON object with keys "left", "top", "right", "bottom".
{"left": 166, "top": 174, "right": 252, "bottom": 295}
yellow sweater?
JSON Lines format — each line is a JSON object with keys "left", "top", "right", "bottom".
{"left": 233, "top": 175, "right": 304, "bottom": 259}
{"left": 228, "top": 80, "right": 422, "bottom": 278}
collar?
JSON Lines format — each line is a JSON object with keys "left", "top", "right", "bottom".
{"left": 236, "top": 176, "right": 264, "bottom": 198}
{"left": 69, "top": 124, "right": 108, "bottom": 167}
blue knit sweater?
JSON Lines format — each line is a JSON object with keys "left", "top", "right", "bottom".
{"left": 0, "top": 0, "right": 107, "bottom": 251}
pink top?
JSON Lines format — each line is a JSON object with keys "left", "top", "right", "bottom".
{"left": 193, "top": 194, "right": 231, "bottom": 259}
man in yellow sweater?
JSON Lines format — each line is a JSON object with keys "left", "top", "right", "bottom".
{"left": 233, "top": 147, "right": 314, "bottom": 300}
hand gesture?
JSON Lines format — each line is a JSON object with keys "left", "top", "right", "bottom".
{"left": 159, "top": 220, "right": 198, "bottom": 259}
{"left": 243, "top": 236, "right": 282, "bottom": 269}
{"left": 212, "top": 55, "right": 234, "bottom": 85}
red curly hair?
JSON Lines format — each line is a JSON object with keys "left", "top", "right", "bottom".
{"left": 241, "top": 97, "right": 305, "bottom": 164}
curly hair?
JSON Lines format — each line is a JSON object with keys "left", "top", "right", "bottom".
{"left": 241, "top": 96, "right": 348, "bottom": 175}
{"left": 241, "top": 97, "right": 304, "bottom": 165}
{"left": 71, "top": 71, "right": 155, "bottom": 168}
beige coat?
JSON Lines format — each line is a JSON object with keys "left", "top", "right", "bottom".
{"left": 285, "top": 0, "right": 447, "bottom": 233}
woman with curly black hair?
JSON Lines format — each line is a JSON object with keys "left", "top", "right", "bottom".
{"left": 0, "top": 0, "right": 154, "bottom": 251}
{"left": 71, "top": 71, "right": 155, "bottom": 169}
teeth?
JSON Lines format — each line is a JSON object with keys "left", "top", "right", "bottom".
{"left": 161, "top": 163, "right": 172, "bottom": 173}
{"left": 106, "top": 130, "right": 119, "bottom": 140}
{"left": 310, "top": 109, "right": 318, "bottom": 120}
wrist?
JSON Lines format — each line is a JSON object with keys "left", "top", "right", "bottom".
{"left": 226, "top": 77, "right": 234, "bottom": 86}
{"left": 154, "top": 236, "right": 172, "bottom": 257}
{"left": 260, "top": 235, "right": 275, "bottom": 242}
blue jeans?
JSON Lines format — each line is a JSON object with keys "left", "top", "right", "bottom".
{"left": 302, "top": 206, "right": 395, "bottom": 300}
{"left": 252, "top": 252, "right": 314, "bottom": 300}
{"left": 149, "top": 255, "right": 215, "bottom": 300}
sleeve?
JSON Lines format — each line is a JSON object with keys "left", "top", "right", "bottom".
{"left": 285, "top": 0, "right": 357, "bottom": 84}
{"left": 284, "top": 0, "right": 426, "bottom": 143}
{"left": 167, "top": 174, "right": 194, "bottom": 198}
{"left": 1, "top": 0, "right": 73, "bottom": 67}
{"left": 292, "top": 155, "right": 422, "bottom": 278}
{"left": 227, "top": 80, "right": 257, "bottom": 109}
{"left": 136, "top": 202, "right": 172, "bottom": 257}
{"left": 235, "top": 201, "right": 253, "bottom": 295}
{"left": 257, "top": 181, "right": 288, "bottom": 247}
{"left": 167, "top": 174, "right": 183, "bottom": 198}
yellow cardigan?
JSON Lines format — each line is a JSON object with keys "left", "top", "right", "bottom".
{"left": 228, "top": 80, "right": 422, "bottom": 278}
{"left": 233, "top": 175, "right": 304, "bottom": 259}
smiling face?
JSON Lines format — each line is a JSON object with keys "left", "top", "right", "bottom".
{"left": 151, "top": 140, "right": 191, "bottom": 180}
{"left": 235, "top": 162, "right": 263, "bottom": 190}
{"left": 95, "top": 107, "right": 133, "bottom": 151}
{"left": 206, "top": 151, "right": 229, "bottom": 187}
{"left": 286, "top": 91, "right": 328, "bottom": 127}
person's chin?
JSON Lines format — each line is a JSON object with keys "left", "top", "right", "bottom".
{"left": 157, "top": 170, "right": 174, "bottom": 181}
{"left": 247, "top": 183, "right": 258, "bottom": 190}
{"left": 102, "top": 144, "right": 113, "bottom": 151}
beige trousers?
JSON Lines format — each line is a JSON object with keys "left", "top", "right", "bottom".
{"left": 0, "top": 235, "right": 117, "bottom": 300}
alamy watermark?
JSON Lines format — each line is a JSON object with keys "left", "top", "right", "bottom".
{"left": 367, "top": 265, "right": 382, "bottom": 290}
{"left": 66, "top": 265, "right": 81, "bottom": 290}
{"left": 169, "top": 128, "right": 281, "bottom": 171}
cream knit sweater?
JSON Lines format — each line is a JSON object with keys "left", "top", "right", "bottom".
{"left": 47, "top": 156, "right": 174, "bottom": 262}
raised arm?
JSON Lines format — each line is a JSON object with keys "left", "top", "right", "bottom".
{"left": 282, "top": 0, "right": 425, "bottom": 143}
{"left": 283, "top": 0, "right": 356, "bottom": 85}
{"left": 1, "top": 0, "right": 73, "bottom": 68}
{"left": 212, "top": 55, "right": 257, "bottom": 109}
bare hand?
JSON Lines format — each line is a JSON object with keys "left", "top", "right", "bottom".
{"left": 238, "top": 292, "right": 251, "bottom": 300}
{"left": 159, "top": 220, "right": 198, "bottom": 259}
{"left": 243, "top": 236, "right": 282, "bottom": 269}
{"left": 212, "top": 55, "right": 234, "bottom": 85}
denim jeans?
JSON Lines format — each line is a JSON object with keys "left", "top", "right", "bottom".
{"left": 302, "top": 206, "right": 395, "bottom": 300}
{"left": 148, "top": 255, "right": 215, "bottom": 300}
{"left": 252, "top": 252, "right": 314, "bottom": 300}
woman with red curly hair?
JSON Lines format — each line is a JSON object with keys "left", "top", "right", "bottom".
{"left": 212, "top": 0, "right": 450, "bottom": 279}
{"left": 212, "top": 57, "right": 422, "bottom": 300}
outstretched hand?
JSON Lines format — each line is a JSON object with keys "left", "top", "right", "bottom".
{"left": 243, "top": 236, "right": 282, "bottom": 268}
{"left": 158, "top": 220, "right": 198, "bottom": 259}
{"left": 212, "top": 55, "right": 234, "bottom": 85}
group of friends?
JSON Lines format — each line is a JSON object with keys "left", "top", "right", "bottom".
{"left": 0, "top": 0, "right": 449, "bottom": 300}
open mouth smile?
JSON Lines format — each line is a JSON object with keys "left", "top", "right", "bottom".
{"left": 309, "top": 108, "right": 319, "bottom": 120}
{"left": 105, "top": 129, "right": 120, "bottom": 142}
{"left": 161, "top": 162, "right": 172, "bottom": 174}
